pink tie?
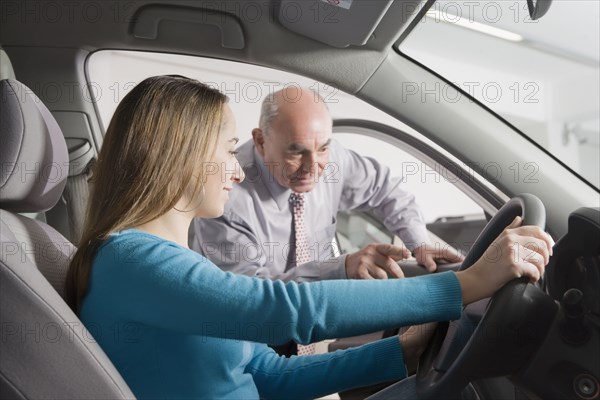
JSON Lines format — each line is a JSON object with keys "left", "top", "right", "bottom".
{"left": 290, "top": 192, "right": 311, "bottom": 266}
{"left": 290, "top": 192, "right": 316, "bottom": 356}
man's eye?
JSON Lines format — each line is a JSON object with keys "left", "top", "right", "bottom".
{"left": 319, "top": 147, "right": 329, "bottom": 153}
{"left": 229, "top": 150, "right": 239, "bottom": 156}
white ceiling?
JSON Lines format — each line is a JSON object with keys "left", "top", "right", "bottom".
{"left": 431, "top": 0, "right": 600, "bottom": 64}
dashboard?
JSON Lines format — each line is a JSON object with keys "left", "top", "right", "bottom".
{"left": 520, "top": 207, "right": 600, "bottom": 400}
{"left": 369, "top": 206, "right": 600, "bottom": 400}
{"left": 548, "top": 208, "right": 600, "bottom": 319}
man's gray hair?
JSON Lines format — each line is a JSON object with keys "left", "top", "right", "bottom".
{"left": 259, "top": 88, "right": 329, "bottom": 135}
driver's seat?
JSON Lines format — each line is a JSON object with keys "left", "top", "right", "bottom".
{"left": 0, "top": 77, "right": 134, "bottom": 398}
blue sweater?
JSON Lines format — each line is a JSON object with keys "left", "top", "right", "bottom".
{"left": 80, "top": 230, "right": 462, "bottom": 399}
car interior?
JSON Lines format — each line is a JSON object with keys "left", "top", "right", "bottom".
{"left": 1, "top": 0, "right": 599, "bottom": 399}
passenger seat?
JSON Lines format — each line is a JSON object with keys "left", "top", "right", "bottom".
{"left": 0, "top": 77, "right": 134, "bottom": 399}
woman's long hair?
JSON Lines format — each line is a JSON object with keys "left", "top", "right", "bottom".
{"left": 66, "top": 75, "right": 227, "bottom": 312}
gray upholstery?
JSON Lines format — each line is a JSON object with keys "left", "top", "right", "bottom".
{"left": 0, "top": 211, "right": 74, "bottom": 298}
{"left": 0, "top": 79, "right": 69, "bottom": 213}
{"left": 0, "top": 77, "right": 135, "bottom": 399}
{"left": 0, "top": 218, "right": 135, "bottom": 399}
{"left": 0, "top": 48, "right": 16, "bottom": 80}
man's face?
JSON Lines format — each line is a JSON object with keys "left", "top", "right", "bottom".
{"left": 257, "top": 100, "right": 332, "bottom": 193}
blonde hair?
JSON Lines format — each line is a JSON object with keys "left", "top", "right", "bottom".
{"left": 66, "top": 75, "right": 227, "bottom": 312}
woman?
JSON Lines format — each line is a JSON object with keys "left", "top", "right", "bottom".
{"left": 67, "top": 75, "right": 552, "bottom": 399}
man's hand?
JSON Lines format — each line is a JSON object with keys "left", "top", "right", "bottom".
{"left": 345, "top": 243, "right": 410, "bottom": 280}
{"left": 413, "top": 243, "right": 465, "bottom": 272}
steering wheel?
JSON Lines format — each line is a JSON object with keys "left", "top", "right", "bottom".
{"left": 415, "top": 194, "right": 558, "bottom": 399}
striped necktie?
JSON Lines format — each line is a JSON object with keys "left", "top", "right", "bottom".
{"left": 290, "top": 192, "right": 316, "bottom": 356}
{"left": 290, "top": 192, "right": 311, "bottom": 266}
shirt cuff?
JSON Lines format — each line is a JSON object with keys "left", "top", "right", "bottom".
{"left": 318, "top": 254, "right": 348, "bottom": 280}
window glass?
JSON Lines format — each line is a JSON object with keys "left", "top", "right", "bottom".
{"left": 89, "top": 50, "right": 407, "bottom": 144}
{"left": 88, "top": 50, "right": 489, "bottom": 242}
{"left": 335, "top": 133, "right": 484, "bottom": 222}
{"left": 399, "top": 0, "right": 600, "bottom": 188}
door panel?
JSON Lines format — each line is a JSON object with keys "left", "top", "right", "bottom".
{"left": 427, "top": 215, "right": 488, "bottom": 255}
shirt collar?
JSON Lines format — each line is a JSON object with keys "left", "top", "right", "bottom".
{"left": 253, "top": 146, "right": 293, "bottom": 211}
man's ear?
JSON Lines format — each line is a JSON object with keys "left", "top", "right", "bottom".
{"left": 252, "top": 128, "right": 266, "bottom": 157}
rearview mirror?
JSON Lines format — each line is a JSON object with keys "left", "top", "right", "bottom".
{"left": 527, "top": 0, "right": 553, "bottom": 20}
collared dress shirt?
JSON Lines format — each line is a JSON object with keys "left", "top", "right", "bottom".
{"left": 191, "top": 138, "right": 429, "bottom": 282}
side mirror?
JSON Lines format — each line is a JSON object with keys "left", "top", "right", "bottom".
{"left": 527, "top": 0, "right": 553, "bottom": 20}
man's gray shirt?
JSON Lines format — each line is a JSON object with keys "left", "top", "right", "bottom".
{"left": 190, "top": 139, "right": 429, "bottom": 282}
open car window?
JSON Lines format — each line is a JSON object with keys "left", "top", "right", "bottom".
{"left": 88, "top": 51, "right": 499, "bottom": 256}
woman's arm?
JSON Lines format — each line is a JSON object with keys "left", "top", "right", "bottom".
{"left": 89, "top": 220, "right": 551, "bottom": 346}
{"left": 90, "top": 231, "right": 462, "bottom": 345}
{"left": 248, "top": 337, "right": 406, "bottom": 400}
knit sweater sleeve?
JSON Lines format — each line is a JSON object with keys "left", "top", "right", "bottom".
{"left": 248, "top": 337, "right": 406, "bottom": 400}
{"left": 91, "top": 231, "right": 462, "bottom": 344}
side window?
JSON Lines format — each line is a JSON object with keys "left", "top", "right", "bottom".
{"left": 336, "top": 211, "right": 393, "bottom": 254}
{"left": 88, "top": 50, "right": 494, "bottom": 255}
{"left": 333, "top": 132, "right": 486, "bottom": 255}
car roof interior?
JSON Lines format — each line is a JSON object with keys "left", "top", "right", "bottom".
{"left": 2, "top": 1, "right": 422, "bottom": 94}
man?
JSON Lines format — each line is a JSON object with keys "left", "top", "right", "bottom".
{"left": 190, "top": 86, "right": 463, "bottom": 282}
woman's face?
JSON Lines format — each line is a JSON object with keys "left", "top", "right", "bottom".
{"left": 195, "top": 104, "right": 244, "bottom": 218}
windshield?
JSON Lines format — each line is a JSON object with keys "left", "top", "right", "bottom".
{"left": 399, "top": 0, "right": 600, "bottom": 189}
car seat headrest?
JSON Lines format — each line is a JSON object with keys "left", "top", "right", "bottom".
{"left": 0, "top": 79, "right": 69, "bottom": 212}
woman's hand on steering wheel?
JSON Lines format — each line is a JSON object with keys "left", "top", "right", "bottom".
{"left": 455, "top": 216, "right": 554, "bottom": 305}
{"left": 398, "top": 323, "right": 438, "bottom": 364}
